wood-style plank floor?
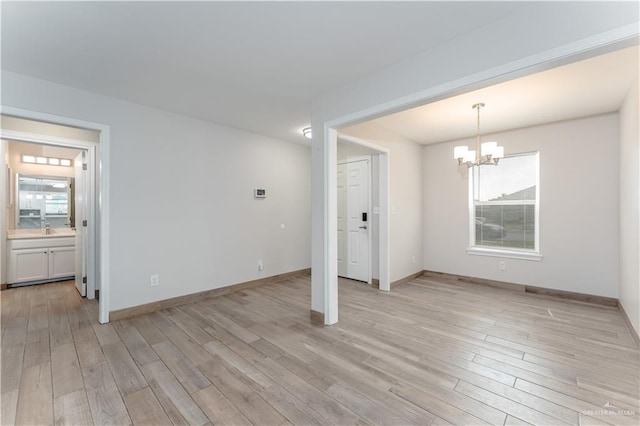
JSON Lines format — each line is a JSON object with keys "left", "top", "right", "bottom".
{"left": 1, "top": 275, "right": 639, "bottom": 425}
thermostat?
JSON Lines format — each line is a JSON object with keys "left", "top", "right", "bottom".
{"left": 254, "top": 188, "right": 266, "bottom": 198}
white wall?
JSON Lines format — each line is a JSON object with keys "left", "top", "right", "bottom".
{"left": 2, "top": 71, "right": 311, "bottom": 312}
{"left": 337, "top": 141, "right": 377, "bottom": 161}
{"left": 423, "top": 114, "right": 620, "bottom": 298}
{"left": 619, "top": 75, "right": 640, "bottom": 336}
{"left": 341, "top": 125, "right": 423, "bottom": 282}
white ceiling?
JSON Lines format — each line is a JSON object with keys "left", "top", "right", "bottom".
{"left": 2, "top": 3, "right": 637, "bottom": 146}
{"left": 1, "top": 1, "right": 528, "bottom": 143}
{"left": 345, "top": 45, "right": 639, "bottom": 145}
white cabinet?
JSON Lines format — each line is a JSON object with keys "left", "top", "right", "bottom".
{"left": 49, "top": 246, "right": 75, "bottom": 279}
{"left": 11, "top": 248, "right": 49, "bottom": 282}
{"left": 8, "top": 237, "right": 75, "bottom": 284}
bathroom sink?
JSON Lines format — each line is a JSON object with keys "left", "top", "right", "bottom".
{"left": 51, "top": 229, "right": 76, "bottom": 236}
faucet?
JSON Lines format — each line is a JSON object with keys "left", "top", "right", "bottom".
{"left": 45, "top": 223, "right": 51, "bottom": 235}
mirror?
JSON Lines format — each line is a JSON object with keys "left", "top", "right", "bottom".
{"left": 16, "top": 174, "right": 75, "bottom": 229}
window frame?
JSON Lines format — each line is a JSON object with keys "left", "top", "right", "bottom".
{"left": 466, "top": 151, "right": 543, "bottom": 261}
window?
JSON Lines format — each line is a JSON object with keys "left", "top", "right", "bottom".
{"left": 468, "top": 152, "right": 541, "bottom": 260}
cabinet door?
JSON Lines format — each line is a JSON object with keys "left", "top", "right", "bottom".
{"left": 49, "top": 246, "right": 76, "bottom": 279}
{"left": 9, "top": 248, "right": 49, "bottom": 283}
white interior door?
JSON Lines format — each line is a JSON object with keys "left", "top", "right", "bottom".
{"left": 74, "top": 152, "right": 87, "bottom": 296}
{"left": 337, "top": 158, "right": 370, "bottom": 282}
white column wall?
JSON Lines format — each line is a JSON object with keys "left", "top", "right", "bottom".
{"left": 619, "top": 75, "right": 640, "bottom": 337}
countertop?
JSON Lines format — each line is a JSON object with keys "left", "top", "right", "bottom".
{"left": 7, "top": 229, "right": 76, "bottom": 240}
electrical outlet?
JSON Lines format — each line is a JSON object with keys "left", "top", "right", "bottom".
{"left": 150, "top": 274, "right": 159, "bottom": 287}
{"left": 499, "top": 261, "right": 506, "bottom": 271}
{"left": 258, "top": 260, "right": 264, "bottom": 271}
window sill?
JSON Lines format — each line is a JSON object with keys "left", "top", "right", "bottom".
{"left": 467, "top": 247, "right": 543, "bottom": 261}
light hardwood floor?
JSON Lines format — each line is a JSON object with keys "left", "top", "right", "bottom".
{"left": 1, "top": 275, "right": 639, "bottom": 425}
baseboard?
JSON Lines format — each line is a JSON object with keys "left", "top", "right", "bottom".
{"left": 422, "top": 270, "right": 618, "bottom": 307}
{"left": 6, "top": 276, "right": 74, "bottom": 289}
{"left": 618, "top": 302, "right": 640, "bottom": 348}
{"left": 110, "top": 268, "right": 311, "bottom": 322}
{"left": 310, "top": 309, "right": 324, "bottom": 326}
{"left": 391, "top": 271, "right": 425, "bottom": 289}
{"left": 422, "top": 270, "right": 524, "bottom": 292}
{"left": 524, "top": 285, "right": 617, "bottom": 307}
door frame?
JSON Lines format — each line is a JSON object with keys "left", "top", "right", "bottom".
{"left": 0, "top": 106, "right": 110, "bottom": 324}
{"left": 337, "top": 155, "right": 372, "bottom": 285}
{"left": 338, "top": 135, "right": 390, "bottom": 293}
{"left": 74, "top": 151, "right": 88, "bottom": 297}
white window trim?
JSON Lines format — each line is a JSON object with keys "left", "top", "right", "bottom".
{"left": 468, "top": 151, "right": 541, "bottom": 260}
{"left": 475, "top": 200, "right": 535, "bottom": 206}
{"left": 467, "top": 246, "right": 543, "bottom": 261}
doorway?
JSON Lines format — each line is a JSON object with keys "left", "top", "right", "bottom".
{"left": 337, "top": 156, "right": 371, "bottom": 283}
{"left": 6, "top": 140, "right": 86, "bottom": 294}
{"left": 336, "top": 135, "right": 390, "bottom": 295}
{"left": 4, "top": 138, "right": 91, "bottom": 297}
{"left": 0, "top": 111, "right": 108, "bottom": 323}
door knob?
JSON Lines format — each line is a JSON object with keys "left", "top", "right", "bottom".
{"left": 359, "top": 225, "right": 367, "bottom": 230}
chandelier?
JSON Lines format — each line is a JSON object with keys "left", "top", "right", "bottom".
{"left": 454, "top": 103, "right": 504, "bottom": 167}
